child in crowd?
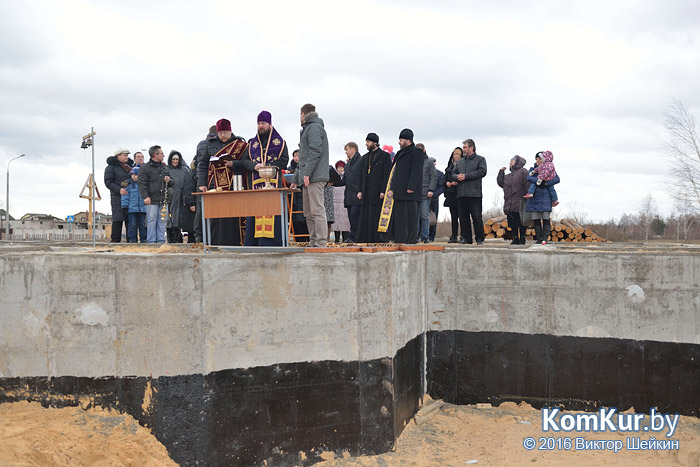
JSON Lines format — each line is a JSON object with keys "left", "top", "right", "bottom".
{"left": 524, "top": 150, "right": 559, "bottom": 207}
{"left": 121, "top": 166, "right": 147, "bottom": 242}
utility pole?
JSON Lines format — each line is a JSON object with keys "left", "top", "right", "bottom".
{"left": 6, "top": 153, "right": 26, "bottom": 241}
{"left": 81, "top": 129, "right": 96, "bottom": 246}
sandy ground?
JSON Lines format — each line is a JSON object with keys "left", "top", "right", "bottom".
{"left": 0, "top": 401, "right": 176, "bottom": 467}
{"left": 2, "top": 399, "right": 697, "bottom": 466}
{"left": 320, "top": 401, "right": 700, "bottom": 467}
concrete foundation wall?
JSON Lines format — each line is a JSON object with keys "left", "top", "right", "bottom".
{"left": 2, "top": 247, "right": 698, "bottom": 380}
{"left": 426, "top": 249, "right": 700, "bottom": 344}
{"left": 0, "top": 251, "right": 427, "bottom": 379}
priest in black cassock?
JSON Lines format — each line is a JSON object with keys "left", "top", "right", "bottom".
{"left": 385, "top": 129, "right": 423, "bottom": 244}
{"left": 357, "top": 132, "right": 392, "bottom": 243}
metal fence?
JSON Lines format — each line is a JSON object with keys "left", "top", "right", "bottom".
{"left": 8, "top": 232, "right": 107, "bottom": 241}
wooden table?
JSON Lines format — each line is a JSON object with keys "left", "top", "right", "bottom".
{"left": 194, "top": 188, "right": 298, "bottom": 249}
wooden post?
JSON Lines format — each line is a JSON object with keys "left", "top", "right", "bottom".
{"left": 88, "top": 180, "right": 93, "bottom": 236}
{"left": 79, "top": 174, "right": 101, "bottom": 236}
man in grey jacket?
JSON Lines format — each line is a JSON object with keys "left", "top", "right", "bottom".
{"left": 415, "top": 143, "right": 437, "bottom": 243}
{"left": 290, "top": 103, "right": 329, "bottom": 246}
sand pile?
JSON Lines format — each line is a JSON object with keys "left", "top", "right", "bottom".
{"left": 0, "top": 401, "right": 176, "bottom": 466}
{"left": 320, "top": 401, "right": 700, "bottom": 467}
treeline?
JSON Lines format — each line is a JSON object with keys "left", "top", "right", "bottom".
{"left": 586, "top": 213, "right": 699, "bottom": 242}
{"left": 434, "top": 192, "right": 700, "bottom": 242}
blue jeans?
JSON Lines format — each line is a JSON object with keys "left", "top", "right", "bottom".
{"left": 417, "top": 199, "right": 431, "bottom": 241}
{"left": 127, "top": 212, "right": 147, "bottom": 243}
{"left": 145, "top": 204, "right": 166, "bottom": 243}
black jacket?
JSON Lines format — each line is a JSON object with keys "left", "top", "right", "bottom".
{"left": 192, "top": 137, "right": 209, "bottom": 173}
{"left": 360, "top": 148, "right": 391, "bottom": 205}
{"left": 182, "top": 169, "right": 198, "bottom": 233}
{"left": 338, "top": 152, "right": 363, "bottom": 207}
{"left": 444, "top": 161, "right": 459, "bottom": 195}
{"left": 104, "top": 156, "right": 133, "bottom": 222}
{"left": 138, "top": 159, "right": 173, "bottom": 204}
{"left": 390, "top": 143, "right": 423, "bottom": 201}
{"left": 451, "top": 153, "right": 487, "bottom": 198}
{"left": 183, "top": 169, "right": 198, "bottom": 209}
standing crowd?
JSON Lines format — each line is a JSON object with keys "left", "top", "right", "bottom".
{"left": 104, "top": 103, "right": 560, "bottom": 246}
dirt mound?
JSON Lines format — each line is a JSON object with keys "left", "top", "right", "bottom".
{"left": 320, "top": 401, "right": 700, "bottom": 466}
{"left": 0, "top": 401, "right": 176, "bottom": 466}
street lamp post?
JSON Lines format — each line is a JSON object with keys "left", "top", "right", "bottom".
{"left": 81, "top": 128, "right": 96, "bottom": 247}
{"left": 6, "top": 154, "right": 26, "bottom": 241}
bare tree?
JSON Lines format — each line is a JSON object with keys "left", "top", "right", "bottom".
{"left": 664, "top": 100, "right": 700, "bottom": 213}
{"left": 673, "top": 195, "right": 696, "bottom": 241}
{"left": 566, "top": 200, "right": 589, "bottom": 225}
{"left": 482, "top": 193, "right": 503, "bottom": 221}
{"left": 638, "top": 193, "right": 657, "bottom": 241}
{"left": 619, "top": 213, "right": 635, "bottom": 240}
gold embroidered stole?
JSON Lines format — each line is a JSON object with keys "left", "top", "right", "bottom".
{"left": 207, "top": 140, "right": 247, "bottom": 190}
{"left": 252, "top": 131, "right": 285, "bottom": 238}
{"left": 377, "top": 163, "right": 396, "bottom": 233}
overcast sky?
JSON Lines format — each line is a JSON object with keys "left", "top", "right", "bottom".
{"left": 1, "top": 0, "right": 699, "bottom": 222}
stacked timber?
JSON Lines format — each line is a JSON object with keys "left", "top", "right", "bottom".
{"left": 483, "top": 217, "right": 607, "bottom": 242}
{"left": 483, "top": 215, "right": 508, "bottom": 238}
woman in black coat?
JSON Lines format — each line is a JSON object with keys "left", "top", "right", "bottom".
{"left": 104, "top": 149, "right": 133, "bottom": 242}
{"left": 443, "top": 147, "right": 462, "bottom": 243}
{"left": 182, "top": 158, "right": 198, "bottom": 243}
{"left": 166, "top": 150, "right": 190, "bottom": 243}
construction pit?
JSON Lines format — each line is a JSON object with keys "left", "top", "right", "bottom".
{"left": 0, "top": 242, "right": 698, "bottom": 466}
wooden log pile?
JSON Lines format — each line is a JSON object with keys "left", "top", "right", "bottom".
{"left": 483, "top": 217, "right": 607, "bottom": 242}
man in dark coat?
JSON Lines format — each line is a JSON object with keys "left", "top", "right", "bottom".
{"left": 337, "top": 141, "right": 363, "bottom": 243}
{"left": 138, "top": 145, "right": 173, "bottom": 243}
{"left": 197, "top": 118, "right": 246, "bottom": 246}
{"left": 386, "top": 129, "right": 423, "bottom": 244}
{"left": 451, "top": 138, "right": 487, "bottom": 244}
{"left": 182, "top": 158, "right": 198, "bottom": 244}
{"left": 190, "top": 125, "right": 216, "bottom": 243}
{"left": 357, "top": 133, "right": 391, "bottom": 243}
{"left": 104, "top": 148, "right": 133, "bottom": 243}
{"left": 497, "top": 155, "right": 528, "bottom": 244}
{"left": 429, "top": 158, "right": 444, "bottom": 242}
{"left": 287, "top": 149, "right": 308, "bottom": 238}
{"left": 415, "top": 143, "right": 437, "bottom": 243}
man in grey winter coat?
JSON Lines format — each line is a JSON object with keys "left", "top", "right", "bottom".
{"left": 290, "top": 103, "right": 330, "bottom": 247}
{"left": 415, "top": 143, "right": 437, "bottom": 243}
{"left": 451, "top": 138, "right": 487, "bottom": 244}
